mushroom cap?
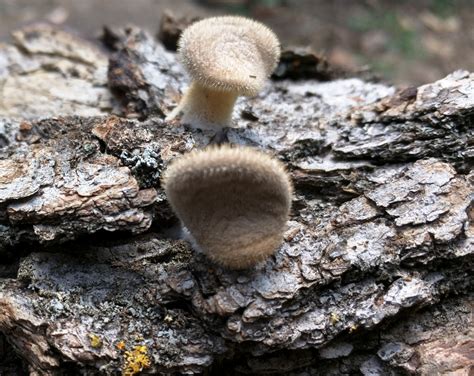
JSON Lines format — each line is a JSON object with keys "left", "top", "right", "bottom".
{"left": 162, "top": 146, "right": 292, "bottom": 269}
{"left": 178, "top": 16, "right": 281, "bottom": 96}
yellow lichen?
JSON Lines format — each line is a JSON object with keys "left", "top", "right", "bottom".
{"left": 163, "top": 314, "right": 173, "bottom": 324}
{"left": 122, "top": 345, "right": 151, "bottom": 376}
{"left": 349, "top": 323, "right": 359, "bottom": 333}
{"left": 88, "top": 333, "right": 103, "bottom": 349}
{"left": 329, "top": 312, "right": 340, "bottom": 324}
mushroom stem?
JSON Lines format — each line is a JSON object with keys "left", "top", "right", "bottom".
{"left": 167, "top": 82, "right": 238, "bottom": 130}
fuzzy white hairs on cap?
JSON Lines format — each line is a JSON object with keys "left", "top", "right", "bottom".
{"left": 166, "top": 16, "right": 281, "bottom": 130}
{"left": 162, "top": 145, "right": 292, "bottom": 269}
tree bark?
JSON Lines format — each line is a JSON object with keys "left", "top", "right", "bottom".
{"left": 0, "top": 22, "right": 472, "bottom": 375}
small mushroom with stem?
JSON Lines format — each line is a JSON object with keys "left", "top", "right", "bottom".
{"left": 162, "top": 146, "right": 292, "bottom": 269}
{"left": 166, "top": 16, "right": 281, "bottom": 130}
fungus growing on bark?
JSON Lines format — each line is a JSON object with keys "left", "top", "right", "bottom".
{"left": 162, "top": 146, "right": 292, "bottom": 269}
{"left": 166, "top": 16, "right": 281, "bottom": 130}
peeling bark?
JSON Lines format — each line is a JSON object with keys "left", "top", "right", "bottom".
{"left": 0, "top": 23, "right": 472, "bottom": 375}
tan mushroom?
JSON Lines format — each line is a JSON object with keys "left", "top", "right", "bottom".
{"left": 166, "top": 16, "right": 281, "bottom": 130}
{"left": 162, "top": 146, "right": 292, "bottom": 269}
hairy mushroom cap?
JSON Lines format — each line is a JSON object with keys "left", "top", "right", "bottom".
{"left": 162, "top": 146, "right": 292, "bottom": 269}
{"left": 178, "top": 16, "right": 281, "bottom": 96}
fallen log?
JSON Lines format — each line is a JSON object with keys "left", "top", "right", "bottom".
{"left": 0, "top": 21, "right": 472, "bottom": 375}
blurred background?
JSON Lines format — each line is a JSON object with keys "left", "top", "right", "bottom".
{"left": 0, "top": 0, "right": 472, "bottom": 86}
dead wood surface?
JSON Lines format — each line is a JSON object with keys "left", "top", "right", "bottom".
{"left": 0, "top": 22, "right": 472, "bottom": 375}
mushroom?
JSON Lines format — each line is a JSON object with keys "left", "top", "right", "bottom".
{"left": 162, "top": 145, "right": 292, "bottom": 269}
{"left": 166, "top": 16, "right": 281, "bottom": 130}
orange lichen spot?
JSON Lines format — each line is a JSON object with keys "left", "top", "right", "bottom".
{"left": 88, "top": 333, "right": 103, "bottom": 349}
{"left": 116, "top": 340, "right": 126, "bottom": 351}
{"left": 122, "top": 345, "right": 151, "bottom": 376}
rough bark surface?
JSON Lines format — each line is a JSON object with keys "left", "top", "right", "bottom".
{"left": 0, "top": 22, "right": 472, "bottom": 376}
